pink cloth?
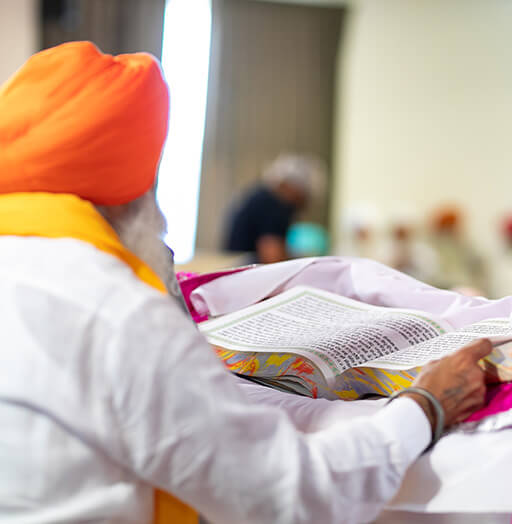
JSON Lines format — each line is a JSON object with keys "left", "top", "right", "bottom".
{"left": 465, "top": 382, "right": 512, "bottom": 423}
{"left": 177, "top": 267, "right": 253, "bottom": 322}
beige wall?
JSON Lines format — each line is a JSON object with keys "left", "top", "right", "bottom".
{"left": 332, "top": 0, "right": 512, "bottom": 254}
{"left": 0, "top": 0, "right": 38, "bottom": 84}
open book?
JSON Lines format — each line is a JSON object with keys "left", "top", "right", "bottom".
{"left": 199, "top": 286, "right": 512, "bottom": 400}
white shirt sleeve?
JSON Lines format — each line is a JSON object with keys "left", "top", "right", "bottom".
{"left": 104, "top": 293, "right": 431, "bottom": 524}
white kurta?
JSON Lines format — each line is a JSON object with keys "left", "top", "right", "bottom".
{"left": 0, "top": 237, "right": 431, "bottom": 524}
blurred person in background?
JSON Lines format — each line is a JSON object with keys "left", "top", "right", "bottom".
{"left": 336, "top": 203, "right": 386, "bottom": 262}
{"left": 488, "top": 215, "right": 512, "bottom": 298}
{"left": 382, "top": 212, "right": 438, "bottom": 284}
{"left": 286, "top": 221, "right": 329, "bottom": 258}
{"left": 0, "top": 42, "right": 494, "bottom": 524}
{"left": 428, "top": 205, "right": 487, "bottom": 295}
{"left": 223, "top": 153, "right": 324, "bottom": 264}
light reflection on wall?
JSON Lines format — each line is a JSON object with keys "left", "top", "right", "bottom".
{"left": 158, "top": 0, "right": 212, "bottom": 263}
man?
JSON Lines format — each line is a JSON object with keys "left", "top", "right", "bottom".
{"left": 0, "top": 42, "right": 492, "bottom": 524}
{"left": 223, "top": 154, "right": 320, "bottom": 263}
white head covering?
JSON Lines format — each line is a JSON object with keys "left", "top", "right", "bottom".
{"left": 262, "top": 153, "right": 326, "bottom": 198}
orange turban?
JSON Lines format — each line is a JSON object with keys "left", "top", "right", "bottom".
{"left": 0, "top": 41, "right": 169, "bottom": 205}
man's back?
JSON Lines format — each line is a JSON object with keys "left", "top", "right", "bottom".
{"left": 0, "top": 236, "right": 156, "bottom": 523}
{"left": 224, "top": 186, "right": 294, "bottom": 255}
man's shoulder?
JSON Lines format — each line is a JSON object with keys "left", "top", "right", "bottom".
{"left": 246, "top": 186, "right": 277, "bottom": 205}
{"left": 236, "top": 186, "right": 284, "bottom": 218}
{"left": 0, "top": 235, "right": 169, "bottom": 326}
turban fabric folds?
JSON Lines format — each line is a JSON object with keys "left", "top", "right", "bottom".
{"left": 0, "top": 41, "right": 169, "bottom": 205}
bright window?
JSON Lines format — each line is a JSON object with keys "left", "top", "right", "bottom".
{"left": 158, "top": 0, "right": 212, "bottom": 263}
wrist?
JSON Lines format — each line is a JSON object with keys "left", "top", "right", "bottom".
{"left": 387, "top": 387, "right": 445, "bottom": 451}
{"left": 402, "top": 392, "right": 436, "bottom": 434}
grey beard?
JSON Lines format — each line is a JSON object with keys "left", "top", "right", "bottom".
{"left": 96, "top": 191, "right": 192, "bottom": 318}
{"left": 96, "top": 191, "right": 176, "bottom": 294}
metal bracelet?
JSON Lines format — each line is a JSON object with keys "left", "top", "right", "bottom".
{"left": 386, "top": 387, "right": 445, "bottom": 452}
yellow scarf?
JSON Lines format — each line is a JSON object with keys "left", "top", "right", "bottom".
{"left": 0, "top": 192, "right": 198, "bottom": 524}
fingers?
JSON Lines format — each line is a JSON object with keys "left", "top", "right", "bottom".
{"left": 446, "top": 389, "right": 487, "bottom": 425}
{"left": 453, "top": 406, "right": 483, "bottom": 424}
{"left": 484, "top": 371, "right": 501, "bottom": 385}
{"left": 413, "top": 339, "right": 494, "bottom": 428}
{"left": 453, "top": 391, "right": 487, "bottom": 420}
{"left": 457, "top": 338, "right": 493, "bottom": 361}
{"left": 465, "top": 364, "right": 486, "bottom": 384}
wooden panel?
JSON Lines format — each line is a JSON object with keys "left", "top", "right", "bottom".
{"left": 41, "top": 0, "right": 166, "bottom": 57}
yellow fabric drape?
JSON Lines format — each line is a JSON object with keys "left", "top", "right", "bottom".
{"left": 0, "top": 192, "right": 198, "bottom": 524}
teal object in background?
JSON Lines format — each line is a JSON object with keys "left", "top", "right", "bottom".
{"left": 286, "top": 222, "right": 329, "bottom": 257}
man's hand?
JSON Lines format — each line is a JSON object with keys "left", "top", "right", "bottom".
{"left": 404, "top": 338, "right": 493, "bottom": 431}
{"left": 256, "top": 235, "right": 288, "bottom": 264}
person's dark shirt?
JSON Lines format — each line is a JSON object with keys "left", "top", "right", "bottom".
{"left": 224, "top": 186, "right": 295, "bottom": 259}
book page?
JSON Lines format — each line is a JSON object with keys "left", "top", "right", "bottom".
{"left": 200, "top": 286, "right": 451, "bottom": 385}
{"left": 366, "top": 318, "right": 512, "bottom": 370}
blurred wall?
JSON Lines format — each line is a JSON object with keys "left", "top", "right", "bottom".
{"left": 331, "top": 0, "right": 512, "bottom": 253}
{"left": 0, "top": 0, "right": 38, "bottom": 83}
